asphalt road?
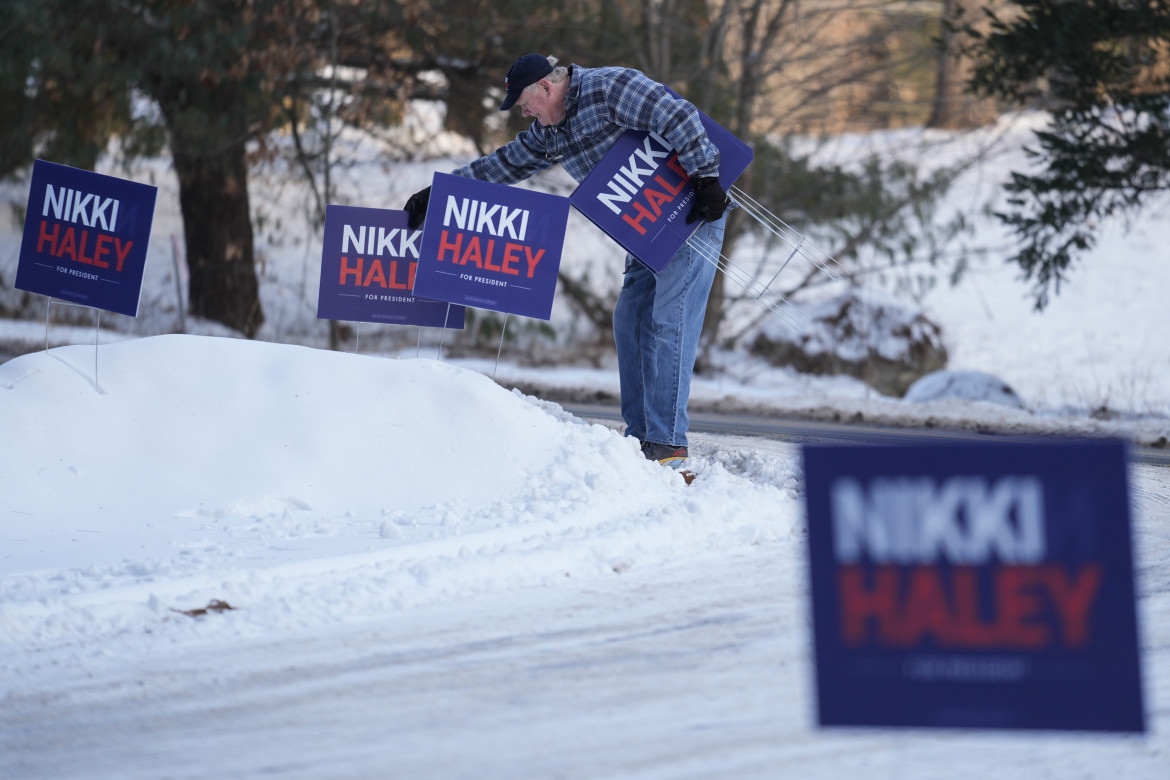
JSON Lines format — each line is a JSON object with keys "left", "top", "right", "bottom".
{"left": 563, "top": 402, "right": 1170, "bottom": 468}
{"left": 4, "top": 346, "right": 1165, "bottom": 467}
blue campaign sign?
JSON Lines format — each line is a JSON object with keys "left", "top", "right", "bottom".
{"left": 569, "top": 101, "right": 753, "bottom": 272}
{"left": 16, "top": 159, "right": 157, "bottom": 317}
{"left": 803, "top": 440, "right": 1145, "bottom": 732}
{"left": 316, "top": 205, "right": 465, "bottom": 329}
{"left": 413, "top": 173, "right": 569, "bottom": 321}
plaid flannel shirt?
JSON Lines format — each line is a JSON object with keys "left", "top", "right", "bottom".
{"left": 452, "top": 64, "right": 720, "bottom": 185}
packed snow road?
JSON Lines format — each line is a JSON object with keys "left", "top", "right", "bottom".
{"left": 1, "top": 540, "right": 804, "bottom": 779}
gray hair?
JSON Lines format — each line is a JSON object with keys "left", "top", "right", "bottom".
{"left": 545, "top": 56, "right": 568, "bottom": 83}
{"left": 520, "top": 56, "right": 568, "bottom": 100}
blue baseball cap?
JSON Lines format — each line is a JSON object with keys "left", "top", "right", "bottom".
{"left": 500, "top": 53, "right": 554, "bottom": 110}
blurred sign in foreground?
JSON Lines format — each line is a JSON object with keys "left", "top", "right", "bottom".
{"left": 803, "top": 440, "right": 1144, "bottom": 732}
{"left": 16, "top": 159, "right": 157, "bottom": 317}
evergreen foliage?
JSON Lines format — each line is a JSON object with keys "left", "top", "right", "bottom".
{"left": 960, "top": 0, "right": 1170, "bottom": 308}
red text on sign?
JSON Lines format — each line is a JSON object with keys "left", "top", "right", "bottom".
{"left": 436, "top": 231, "right": 543, "bottom": 278}
{"left": 37, "top": 220, "right": 133, "bottom": 272}
{"left": 837, "top": 563, "right": 1102, "bottom": 649}
{"left": 338, "top": 256, "right": 417, "bottom": 290}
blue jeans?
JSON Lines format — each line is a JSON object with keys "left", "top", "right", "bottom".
{"left": 612, "top": 215, "right": 726, "bottom": 448}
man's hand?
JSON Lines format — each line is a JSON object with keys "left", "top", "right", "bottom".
{"left": 405, "top": 186, "right": 431, "bottom": 229}
{"left": 686, "top": 176, "right": 729, "bottom": 224}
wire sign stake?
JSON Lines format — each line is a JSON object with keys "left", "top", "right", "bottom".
{"left": 686, "top": 188, "right": 843, "bottom": 331}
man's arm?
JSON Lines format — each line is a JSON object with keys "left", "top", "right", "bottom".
{"left": 604, "top": 69, "right": 720, "bottom": 180}
{"left": 451, "top": 128, "right": 557, "bottom": 184}
{"left": 406, "top": 126, "right": 557, "bottom": 227}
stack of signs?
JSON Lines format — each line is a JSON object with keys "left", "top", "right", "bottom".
{"left": 16, "top": 159, "right": 157, "bottom": 317}
{"left": 569, "top": 99, "right": 753, "bottom": 272}
{"left": 413, "top": 173, "right": 570, "bottom": 320}
{"left": 317, "top": 205, "right": 464, "bottom": 329}
{"left": 802, "top": 440, "right": 1145, "bottom": 732}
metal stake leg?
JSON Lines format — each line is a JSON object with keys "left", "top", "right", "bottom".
{"left": 492, "top": 313, "right": 509, "bottom": 380}
{"left": 437, "top": 303, "right": 451, "bottom": 360}
{"left": 94, "top": 309, "right": 101, "bottom": 393}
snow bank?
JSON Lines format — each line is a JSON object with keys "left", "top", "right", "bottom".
{"left": 0, "top": 335, "right": 802, "bottom": 648}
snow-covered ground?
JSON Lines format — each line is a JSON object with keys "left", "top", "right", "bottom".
{"left": 1, "top": 336, "right": 1167, "bottom": 778}
{"left": 1, "top": 110, "right": 1169, "bottom": 777}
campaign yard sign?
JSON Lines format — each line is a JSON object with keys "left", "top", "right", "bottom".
{"left": 17, "top": 159, "right": 157, "bottom": 317}
{"left": 569, "top": 101, "right": 753, "bottom": 272}
{"left": 803, "top": 440, "right": 1145, "bottom": 732}
{"left": 316, "top": 205, "right": 465, "bottom": 329}
{"left": 413, "top": 173, "right": 570, "bottom": 321}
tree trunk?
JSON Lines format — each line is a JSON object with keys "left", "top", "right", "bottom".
{"left": 927, "top": 0, "right": 959, "bottom": 129}
{"left": 928, "top": 0, "right": 999, "bottom": 130}
{"left": 171, "top": 135, "right": 264, "bottom": 337}
{"left": 159, "top": 84, "right": 264, "bottom": 338}
{"left": 699, "top": 0, "right": 788, "bottom": 367}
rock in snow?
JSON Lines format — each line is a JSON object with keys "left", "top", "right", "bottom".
{"left": 904, "top": 369, "right": 1025, "bottom": 409}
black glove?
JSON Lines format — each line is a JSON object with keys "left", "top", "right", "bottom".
{"left": 686, "top": 176, "right": 729, "bottom": 224}
{"left": 405, "top": 186, "right": 431, "bottom": 229}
